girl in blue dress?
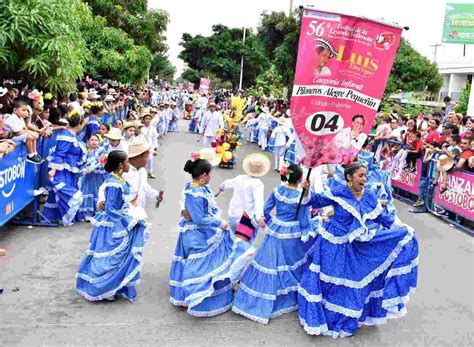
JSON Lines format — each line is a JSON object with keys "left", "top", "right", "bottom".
{"left": 79, "top": 134, "right": 105, "bottom": 220}
{"left": 76, "top": 150, "right": 149, "bottom": 302}
{"left": 232, "top": 164, "right": 318, "bottom": 324}
{"left": 298, "top": 163, "right": 419, "bottom": 338}
{"left": 169, "top": 156, "right": 256, "bottom": 317}
{"left": 43, "top": 111, "right": 88, "bottom": 226}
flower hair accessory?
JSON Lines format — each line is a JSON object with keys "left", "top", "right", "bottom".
{"left": 99, "top": 154, "right": 107, "bottom": 166}
{"left": 44, "top": 93, "right": 53, "bottom": 100}
{"left": 279, "top": 162, "right": 293, "bottom": 179}
{"left": 190, "top": 152, "right": 200, "bottom": 161}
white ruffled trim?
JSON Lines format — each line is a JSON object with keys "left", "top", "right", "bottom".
{"left": 386, "top": 257, "right": 419, "bottom": 278}
{"left": 90, "top": 218, "right": 114, "bottom": 227}
{"left": 182, "top": 239, "right": 238, "bottom": 286}
{"left": 76, "top": 241, "right": 145, "bottom": 302}
{"left": 309, "top": 228, "right": 415, "bottom": 289}
{"left": 238, "top": 282, "right": 276, "bottom": 300}
{"left": 271, "top": 217, "right": 299, "bottom": 227}
{"left": 206, "top": 229, "right": 223, "bottom": 245}
{"left": 232, "top": 306, "right": 269, "bottom": 324}
{"left": 251, "top": 241, "right": 317, "bottom": 275}
{"left": 265, "top": 226, "right": 301, "bottom": 239}
{"left": 56, "top": 182, "right": 66, "bottom": 190}
{"left": 187, "top": 230, "right": 225, "bottom": 260}
{"left": 298, "top": 285, "right": 322, "bottom": 303}
{"left": 270, "top": 305, "right": 298, "bottom": 318}
{"left": 358, "top": 308, "right": 407, "bottom": 327}
{"left": 61, "top": 190, "right": 83, "bottom": 226}
{"left": 187, "top": 303, "right": 233, "bottom": 317}
{"left": 48, "top": 162, "right": 83, "bottom": 173}
{"left": 274, "top": 187, "right": 302, "bottom": 204}
{"left": 85, "top": 234, "right": 130, "bottom": 258}
{"left": 364, "top": 289, "right": 384, "bottom": 304}
{"left": 179, "top": 224, "right": 197, "bottom": 233}
{"left": 169, "top": 279, "right": 183, "bottom": 288}
{"left": 299, "top": 317, "right": 352, "bottom": 338}
{"left": 323, "top": 299, "right": 362, "bottom": 318}
{"left": 183, "top": 189, "right": 211, "bottom": 200}
{"left": 172, "top": 255, "right": 186, "bottom": 263}
{"left": 44, "top": 202, "right": 58, "bottom": 209}
{"left": 169, "top": 297, "right": 187, "bottom": 307}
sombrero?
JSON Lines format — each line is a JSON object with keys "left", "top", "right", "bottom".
{"left": 104, "top": 127, "right": 122, "bottom": 141}
{"left": 315, "top": 38, "right": 337, "bottom": 58}
{"left": 128, "top": 139, "right": 152, "bottom": 158}
{"left": 243, "top": 152, "right": 271, "bottom": 177}
{"left": 436, "top": 154, "right": 455, "bottom": 172}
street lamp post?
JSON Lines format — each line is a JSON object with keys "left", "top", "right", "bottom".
{"left": 238, "top": 27, "right": 247, "bottom": 91}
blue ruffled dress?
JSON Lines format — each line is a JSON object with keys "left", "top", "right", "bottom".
{"left": 43, "top": 129, "right": 88, "bottom": 226}
{"left": 169, "top": 183, "right": 254, "bottom": 317}
{"left": 232, "top": 185, "right": 318, "bottom": 324}
{"left": 298, "top": 185, "right": 419, "bottom": 338}
{"left": 79, "top": 149, "right": 105, "bottom": 218}
{"left": 76, "top": 175, "right": 149, "bottom": 301}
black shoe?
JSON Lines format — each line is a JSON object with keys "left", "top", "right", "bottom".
{"left": 26, "top": 154, "right": 44, "bottom": 164}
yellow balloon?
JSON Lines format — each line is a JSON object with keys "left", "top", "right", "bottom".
{"left": 222, "top": 142, "right": 231, "bottom": 151}
{"left": 216, "top": 145, "right": 224, "bottom": 153}
{"left": 217, "top": 152, "right": 223, "bottom": 159}
{"left": 224, "top": 151, "right": 233, "bottom": 161}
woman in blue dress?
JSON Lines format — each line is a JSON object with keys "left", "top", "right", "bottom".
{"left": 298, "top": 163, "right": 419, "bottom": 338}
{"left": 79, "top": 134, "right": 105, "bottom": 220}
{"left": 76, "top": 150, "right": 149, "bottom": 302}
{"left": 169, "top": 155, "right": 256, "bottom": 317}
{"left": 232, "top": 164, "right": 318, "bottom": 324}
{"left": 43, "top": 111, "right": 88, "bottom": 226}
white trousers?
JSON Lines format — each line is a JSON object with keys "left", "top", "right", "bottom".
{"left": 203, "top": 135, "right": 214, "bottom": 148}
{"left": 274, "top": 145, "right": 285, "bottom": 169}
{"left": 258, "top": 129, "right": 268, "bottom": 150}
{"left": 146, "top": 153, "right": 154, "bottom": 174}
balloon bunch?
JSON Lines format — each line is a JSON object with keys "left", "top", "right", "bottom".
{"left": 211, "top": 126, "right": 243, "bottom": 167}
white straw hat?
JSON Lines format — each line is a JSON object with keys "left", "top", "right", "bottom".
{"left": 243, "top": 152, "right": 271, "bottom": 177}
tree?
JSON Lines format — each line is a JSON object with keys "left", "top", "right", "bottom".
{"left": 0, "top": 0, "right": 89, "bottom": 94}
{"left": 150, "top": 53, "right": 176, "bottom": 82}
{"left": 79, "top": 9, "right": 152, "bottom": 85}
{"left": 85, "top": 0, "right": 173, "bottom": 78}
{"left": 179, "top": 25, "right": 270, "bottom": 88}
{"left": 257, "top": 11, "right": 300, "bottom": 90}
{"left": 385, "top": 38, "right": 443, "bottom": 96}
{"left": 456, "top": 81, "right": 471, "bottom": 115}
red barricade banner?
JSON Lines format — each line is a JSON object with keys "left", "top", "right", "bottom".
{"left": 291, "top": 8, "right": 402, "bottom": 167}
{"left": 434, "top": 170, "right": 474, "bottom": 221}
{"left": 187, "top": 83, "right": 195, "bottom": 92}
{"left": 391, "top": 160, "right": 421, "bottom": 194}
{"left": 198, "top": 78, "right": 211, "bottom": 95}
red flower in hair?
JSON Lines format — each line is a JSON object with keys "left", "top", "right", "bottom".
{"left": 190, "top": 152, "right": 200, "bottom": 161}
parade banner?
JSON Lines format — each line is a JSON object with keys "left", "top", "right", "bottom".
{"left": 198, "top": 78, "right": 211, "bottom": 95}
{"left": 391, "top": 160, "right": 422, "bottom": 194}
{"left": 291, "top": 8, "right": 402, "bottom": 167}
{"left": 442, "top": 3, "right": 474, "bottom": 44}
{"left": 0, "top": 145, "right": 35, "bottom": 227}
{"left": 187, "top": 83, "right": 195, "bottom": 92}
{"left": 434, "top": 170, "right": 474, "bottom": 221}
{"left": 178, "top": 83, "right": 184, "bottom": 91}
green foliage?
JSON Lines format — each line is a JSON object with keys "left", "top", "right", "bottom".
{"left": 151, "top": 53, "right": 176, "bottom": 82}
{"left": 80, "top": 11, "right": 152, "bottom": 85}
{"left": 386, "top": 38, "right": 443, "bottom": 96}
{"left": 179, "top": 25, "right": 270, "bottom": 88}
{"left": 0, "top": 0, "right": 89, "bottom": 94}
{"left": 456, "top": 81, "right": 470, "bottom": 115}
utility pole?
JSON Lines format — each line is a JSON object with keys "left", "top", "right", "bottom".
{"left": 289, "top": 0, "right": 294, "bottom": 15}
{"left": 238, "top": 27, "right": 246, "bottom": 91}
{"left": 430, "top": 43, "right": 442, "bottom": 63}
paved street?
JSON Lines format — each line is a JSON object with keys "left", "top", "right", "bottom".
{"left": 1, "top": 120, "right": 473, "bottom": 346}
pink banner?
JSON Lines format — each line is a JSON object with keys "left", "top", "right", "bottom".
{"left": 391, "top": 160, "right": 421, "bottom": 194}
{"left": 178, "top": 83, "right": 184, "bottom": 91}
{"left": 198, "top": 78, "right": 211, "bottom": 95}
{"left": 434, "top": 170, "right": 474, "bottom": 221}
{"left": 291, "top": 9, "right": 402, "bottom": 167}
{"left": 187, "top": 83, "right": 195, "bottom": 92}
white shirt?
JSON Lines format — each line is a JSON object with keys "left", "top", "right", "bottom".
{"left": 197, "top": 96, "right": 208, "bottom": 110}
{"left": 256, "top": 112, "right": 274, "bottom": 131}
{"left": 219, "top": 175, "right": 265, "bottom": 220}
{"left": 333, "top": 127, "right": 367, "bottom": 150}
{"left": 141, "top": 126, "right": 158, "bottom": 150}
{"left": 165, "top": 108, "right": 173, "bottom": 121}
{"left": 201, "top": 111, "right": 224, "bottom": 137}
{"left": 123, "top": 165, "right": 159, "bottom": 211}
{"left": 391, "top": 125, "right": 407, "bottom": 143}
{"left": 3, "top": 113, "right": 26, "bottom": 133}
{"left": 314, "top": 66, "right": 331, "bottom": 77}
{"left": 271, "top": 125, "right": 291, "bottom": 147}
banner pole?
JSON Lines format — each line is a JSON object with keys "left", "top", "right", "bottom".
{"left": 238, "top": 27, "right": 246, "bottom": 91}
{"left": 295, "top": 167, "right": 312, "bottom": 219}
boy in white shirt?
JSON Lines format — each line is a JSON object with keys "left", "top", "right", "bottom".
{"left": 270, "top": 118, "right": 291, "bottom": 171}
{"left": 215, "top": 153, "right": 270, "bottom": 239}
{"left": 4, "top": 100, "right": 43, "bottom": 163}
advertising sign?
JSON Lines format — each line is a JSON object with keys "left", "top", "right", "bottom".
{"left": 198, "top": 78, "right": 211, "bottom": 95}
{"left": 0, "top": 145, "right": 36, "bottom": 226}
{"left": 291, "top": 8, "right": 402, "bottom": 167}
{"left": 442, "top": 3, "right": 474, "bottom": 44}
{"left": 187, "top": 83, "right": 195, "bottom": 92}
{"left": 434, "top": 170, "right": 474, "bottom": 221}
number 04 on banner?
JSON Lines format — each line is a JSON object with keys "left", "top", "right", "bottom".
{"left": 290, "top": 8, "right": 403, "bottom": 167}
